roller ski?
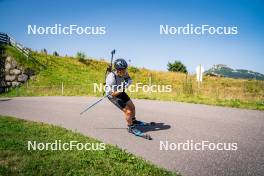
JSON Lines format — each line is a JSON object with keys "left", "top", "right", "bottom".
{"left": 128, "top": 125, "right": 152, "bottom": 140}
{"left": 132, "top": 119, "right": 156, "bottom": 127}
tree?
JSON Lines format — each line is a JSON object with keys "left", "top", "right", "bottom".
{"left": 167, "top": 60, "right": 187, "bottom": 73}
{"left": 43, "top": 48, "right": 47, "bottom": 55}
{"left": 76, "top": 52, "right": 86, "bottom": 59}
{"left": 53, "top": 51, "right": 59, "bottom": 56}
{"left": 76, "top": 52, "right": 86, "bottom": 63}
{"left": 41, "top": 48, "right": 47, "bottom": 55}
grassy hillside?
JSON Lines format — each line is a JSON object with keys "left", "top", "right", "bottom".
{"left": 0, "top": 115, "right": 177, "bottom": 175}
{"left": 1, "top": 46, "right": 264, "bottom": 110}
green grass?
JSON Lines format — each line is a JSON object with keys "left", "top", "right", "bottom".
{"left": 0, "top": 115, "right": 177, "bottom": 176}
{"left": 1, "top": 45, "right": 264, "bottom": 110}
{"left": 3, "top": 45, "right": 44, "bottom": 73}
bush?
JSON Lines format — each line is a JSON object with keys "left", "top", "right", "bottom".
{"left": 76, "top": 51, "right": 86, "bottom": 63}
{"left": 230, "top": 99, "right": 241, "bottom": 107}
{"left": 76, "top": 52, "right": 86, "bottom": 60}
{"left": 167, "top": 60, "right": 187, "bottom": 73}
{"left": 41, "top": 48, "right": 47, "bottom": 55}
{"left": 128, "top": 66, "right": 139, "bottom": 73}
{"left": 53, "top": 51, "right": 59, "bottom": 56}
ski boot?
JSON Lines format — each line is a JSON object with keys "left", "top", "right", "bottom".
{"left": 132, "top": 119, "right": 156, "bottom": 127}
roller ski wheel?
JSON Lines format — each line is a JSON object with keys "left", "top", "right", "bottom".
{"left": 142, "top": 133, "right": 152, "bottom": 140}
{"left": 128, "top": 126, "right": 152, "bottom": 140}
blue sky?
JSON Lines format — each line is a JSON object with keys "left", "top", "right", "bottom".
{"left": 1, "top": 0, "right": 264, "bottom": 73}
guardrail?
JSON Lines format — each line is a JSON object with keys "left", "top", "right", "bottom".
{"left": 0, "top": 32, "right": 46, "bottom": 68}
{"left": 0, "top": 32, "right": 30, "bottom": 57}
{"left": 0, "top": 33, "right": 11, "bottom": 45}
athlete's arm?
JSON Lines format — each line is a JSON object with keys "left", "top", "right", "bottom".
{"left": 124, "top": 72, "right": 133, "bottom": 88}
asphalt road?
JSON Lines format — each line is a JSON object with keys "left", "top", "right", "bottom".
{"left": 0, "top": 97, "right": 263, "bottom": 176}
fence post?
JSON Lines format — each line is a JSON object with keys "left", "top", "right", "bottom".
{"left": 16, "top": 86, "right": 19, "bottom": 96}
{"left": 148, "top": 73, "right": 152, "bottom": 96}
{"left": 148, "top": 74, "right": 152, "bottom": 86}
{"left": 61, "top": 82, "right": 64, "bottom": 96}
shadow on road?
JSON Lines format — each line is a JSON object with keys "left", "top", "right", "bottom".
{"left": 95, "top": 127, "right": 127, "bottom": 130}
{"left": 95, "top": 123, "right": 171, "bottom": 133}
{"left": 137, "top": 122, "right": 171, "bottom": 133}
{"left": 0, "top": 98, "right": 12, "bottom": 102}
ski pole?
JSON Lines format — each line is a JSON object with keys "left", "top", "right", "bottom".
{"left": 80, "top": 95, "right": 108, "bottom": 115}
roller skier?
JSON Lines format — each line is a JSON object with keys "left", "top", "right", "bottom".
{"left": 105, "top": 58, "right": 154, "bottom": 140}
{"left": 80, "top": 50, "right": 155, "bottom": 140}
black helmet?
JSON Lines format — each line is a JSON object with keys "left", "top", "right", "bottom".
{"left": 114, "top": 58, "right": 128, "bottom": 70}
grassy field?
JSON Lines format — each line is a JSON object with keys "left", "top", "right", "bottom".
{"left": 1, "top": 45, "right": 264, "bottom": 110}
{"left": 0, "top": 115, "right": 177, "bottom": 176}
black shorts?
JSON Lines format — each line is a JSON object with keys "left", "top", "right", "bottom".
{"left": 108, "top": 92, "right": 131, "bottom": 110}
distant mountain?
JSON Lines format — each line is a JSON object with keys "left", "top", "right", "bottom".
{"left": 205, "top": 64, "right": 264, "bottom": 80}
